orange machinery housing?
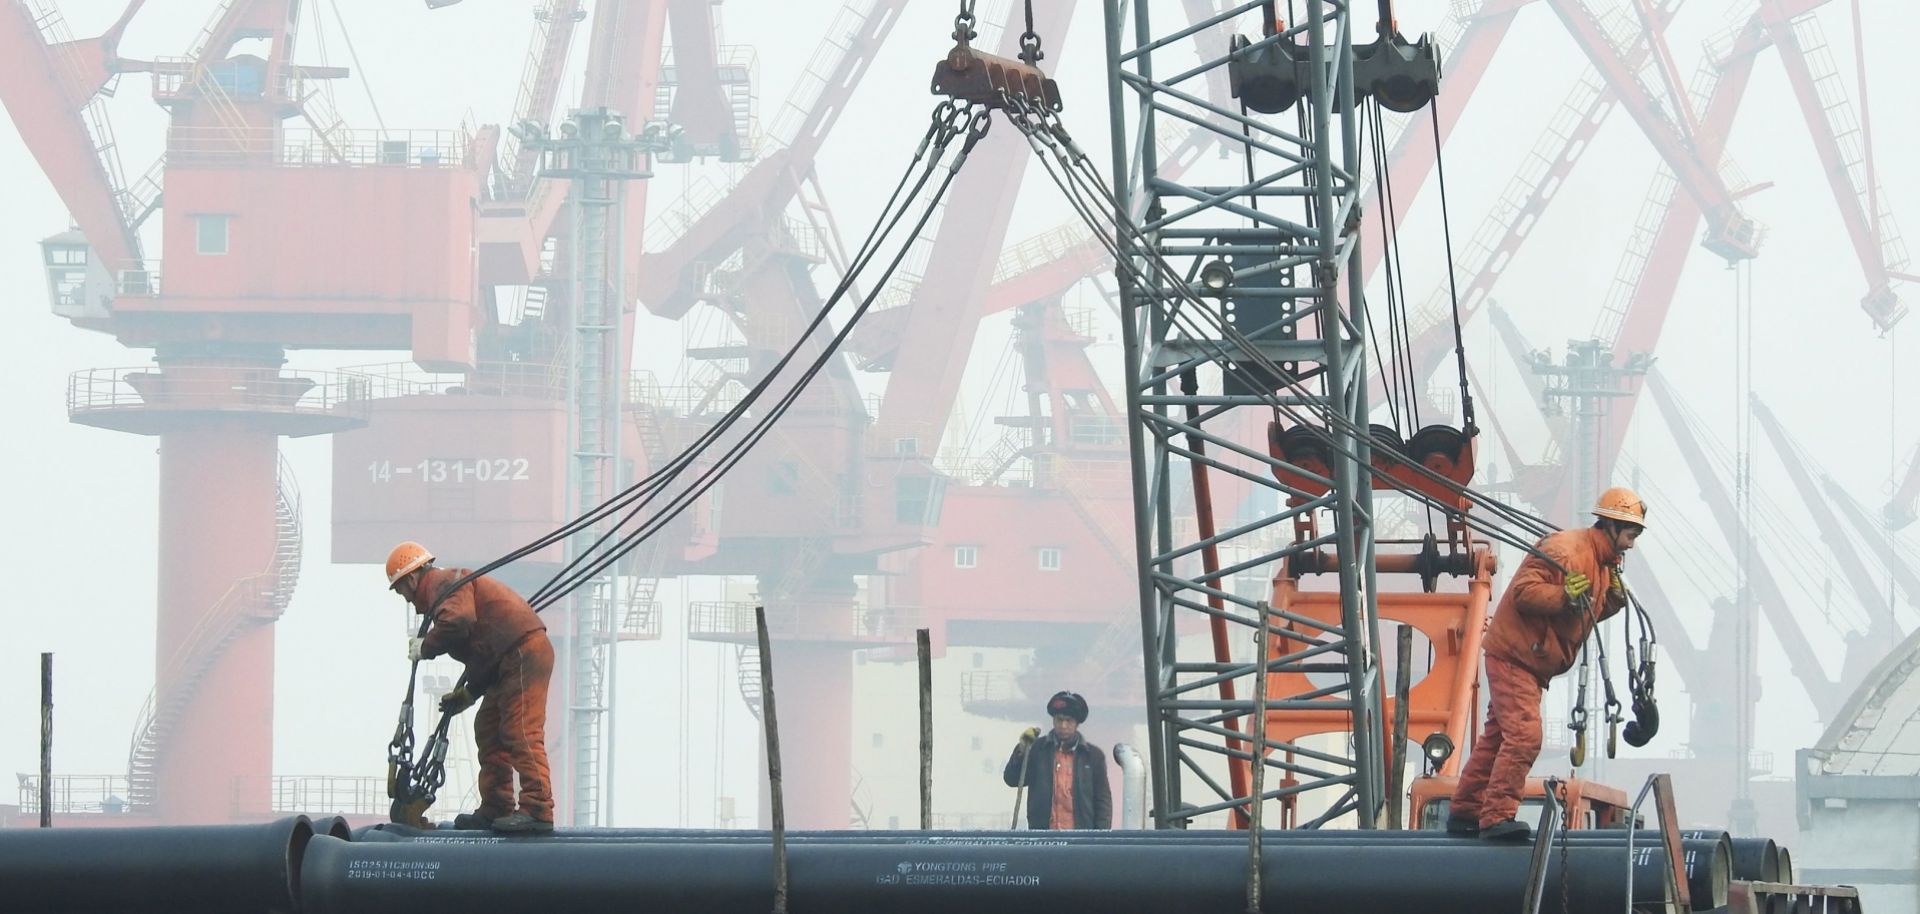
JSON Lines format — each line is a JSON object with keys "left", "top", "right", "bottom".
{"left": 1233, "top": 418, "right": 1489, "bottom": 827}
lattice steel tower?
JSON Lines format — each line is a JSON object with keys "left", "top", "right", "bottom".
{"left": 535, "top": 107, "right": 652, "bottom": 826}
{"left": 1107, "top": 0, "right": 1438, "bottom": 828}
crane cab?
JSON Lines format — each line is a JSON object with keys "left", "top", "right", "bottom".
{"left": 40, "top": 230, "right": 113, "bottom": 322}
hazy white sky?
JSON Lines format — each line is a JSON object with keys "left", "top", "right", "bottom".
{"left": 1, "top": 0, "right": 1917, "bottom": 831}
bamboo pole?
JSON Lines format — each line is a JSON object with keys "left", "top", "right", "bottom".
{"left": 917, "top": 629, "right": 932, "bottom": 831}
{"left": 753, "top": 609, "right": 787, "bottom": 914}
{"left": 1388, "top": 625, "right": 1413, "bottom": 830}
{"left": 41, "top": 652, "right": 52, "bottom": 828}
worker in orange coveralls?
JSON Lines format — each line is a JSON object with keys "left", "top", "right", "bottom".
{"left": 388, "top": 542, "right": 555, "bottom": 834}
{"left": 1447, "top": 488, "right": 1647, "bottom": 842}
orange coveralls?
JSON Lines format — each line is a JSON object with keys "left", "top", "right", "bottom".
{"left": 411, "top": 567, "right": 554, "bottom": 823}
{"left": 1451, "top": 527, "right": 1624, "bottom": 829}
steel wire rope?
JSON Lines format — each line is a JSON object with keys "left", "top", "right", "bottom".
{"left": 522, "top": 103, "right": 972, "bottom": 610}
{"left": 1428, "top": 95, "right": 1476, "bottom": 434}
{"left": 527, "top": 133, "right": 982, "bottom": 610}
{"left": 527, "top": 109, "right": 980, "bottom": 608}
{"left": 1031, "top": 156, "right": 1581, "bottom": 601}
{"left": 526, "top": 108, "right": 993, "bottom": 611}
{"left": 325, "top": 0, "right": 389, "bottom": 136}
{"left": 1371, "top": 100, "right": 1420, "bottom": 437}
{"left": 1004, "top": 96, "right": 1570, "bottom": 563}
{"left": 1035, "top": 116, "right": 1561, "bottom": 548}
{"left": 388, "top": 102, "right": 983, "bottom": 815}
{"left": 1052, "top": 149, "right": 1635, "bottom": 748}
{"left": 1370, "top": 98, "right": 1432, "bottom": 533}
{"left": 1024, "top": 67, "right": 1643, "bottom": 783}
{"left": 1011, "top": 88, "right": 1639, "bottom": 747}
{"left": 1360, "top": 102, "right": 1406, "bottom": 435}
{"left": 1022, "top": 121, "right": 1560, "bottom": 562}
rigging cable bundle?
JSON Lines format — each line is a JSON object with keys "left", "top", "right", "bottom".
{"left": 993, "top": 65, "right": 1661, "bottom": 769}
{"left": 387, "top": 96, "right": 995, "bottom": 826}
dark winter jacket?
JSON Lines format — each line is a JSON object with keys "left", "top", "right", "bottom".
{"left": 1003, "top": 733, "right": 1112, "bottom": 830}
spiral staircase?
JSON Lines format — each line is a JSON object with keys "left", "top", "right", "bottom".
{"left": 126, "top": 455, "right": 303, "bottom": 810}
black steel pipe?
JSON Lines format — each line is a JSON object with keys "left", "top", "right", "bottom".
{"left": 357, "top": 823, "right": 1726, "bottom": 845}
{"left": 1684, "top": 831, "right": 1779, "bottom": 882}
{"left": 0, "top": 815, "right": 313, "bottom": 913}
{"left": 300, "top": 833, "right": 1687, "bottom": 914}
{"left": 309, "top": 815, "right": 352, "bottom": 841}
{"left": 355, "top": 824, "right": 1729, "bottom": 910}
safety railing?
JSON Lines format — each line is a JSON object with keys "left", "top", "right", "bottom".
{"left": 116, "top": 265, "right": 160, "bottom": 296}
{"left": 959, "top": 670, "right": 1019, "bottom": 707}
{"left": 630, "top": 379, "right": 748, "bottom": 418}
{"left": 1519, "top": 779, "right": 1565, "bottom": 914}
{"left": 1622, "top": 774, "right": 1692, "bottom": 914}
{"left": 228, "top": 775, "right": 387, "bottom": 817}
{"left": 17, "top": 775, "right": 133, "bottom": 815}
{"left": 68, "top": 367, "right": 371, "bottom": 419}
{"left": 340, "top": 359, "right": 568, "bottom": 401}
{"left": 167, "top": 126, "right": 471, "bottom": 167}
{"left": 621, "top": 600, "right": 663, "bottom": 641}
{"left": 645, "top": 175, "right": 725, "bottom": 252}
{"left": 283, "top": 128, "right": 470, "bottom": 167}
{"left": 688, "top": 601, "right": 909, "bottom": 641}
{"left": 992, "top": 220, "right": 1092, "bottom": 285}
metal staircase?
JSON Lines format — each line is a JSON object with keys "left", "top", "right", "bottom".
{"left": 734, "top": 644, "right": 764, "bottom": 721}
{"left": 127, "top": 455, "right": 302, "bottom": 809}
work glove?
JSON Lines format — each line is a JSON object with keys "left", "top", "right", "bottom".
{"left": 407, "top": 637, "right": 425, "bottom": 663}
{"left": 1020, "top": 726, "right": 1041, "bottom": 745}
{"left": 439, "top": 686, "right": 475, "bottom": 715}
{"left": 1563, "top": 572, "right": 1592, "bottom": 602}
{"left": 1611, "top": 567, "right": 1627, "bottom": 595}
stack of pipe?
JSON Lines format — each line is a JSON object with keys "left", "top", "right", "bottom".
{"left": 1682, "top": 830, "right": 1793, "bottom": 884}
{"left": 0, "top": 817, "right": 1759, "bottom": 914}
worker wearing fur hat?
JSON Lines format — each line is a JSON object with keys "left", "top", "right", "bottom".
{"left": 1002, "top": 690, "right": 1113, "bottom": 829}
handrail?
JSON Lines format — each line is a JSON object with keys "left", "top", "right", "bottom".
{"left": 1520, "top": 777, "right": 1565, "bottom": 914}
{"left": 1624, "top": 772, "right": 1690, "bottom": 914}
{"left": 341, "top": 359, "right": 568, "bottom": 401}
{"left": 68, "top": 367, "right": 370, "bottom": 417}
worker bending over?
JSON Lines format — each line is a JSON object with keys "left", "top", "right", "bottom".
{"left": 1448, "top": 488, "right": 1647, "bottom": 842}
{"left": 387, "top": 542, "right": 555, "bottom": 834}
{"left": 1003, "top": 691, "right": 1113, "bottom": 829}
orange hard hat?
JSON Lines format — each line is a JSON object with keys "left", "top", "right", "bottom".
{"left": 385, "top": 541, "right": 434, "bottom": 588}
{"left": 1592, "top": 487, "right": 1648, "bottom": 527}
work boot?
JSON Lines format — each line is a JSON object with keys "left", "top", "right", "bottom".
{"left": 1480, "top": 819, "right": 1531, "bottom": 842}
{"left": 451, "top": 812, "right": 494, "bottom": 830}
{"left": 491, "top": 812, "right": 554, "bottom": 834}
{"left": 1444, "top": 814, "right": 1479, "bottom": 837}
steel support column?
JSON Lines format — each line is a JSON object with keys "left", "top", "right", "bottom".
{"left": 535, "top": 109, "right": 654, "bottom": 826}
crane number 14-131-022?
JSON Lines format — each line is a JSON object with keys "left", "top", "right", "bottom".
{"left": 367, "top": 459, "right": 531, "bottom": 484}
